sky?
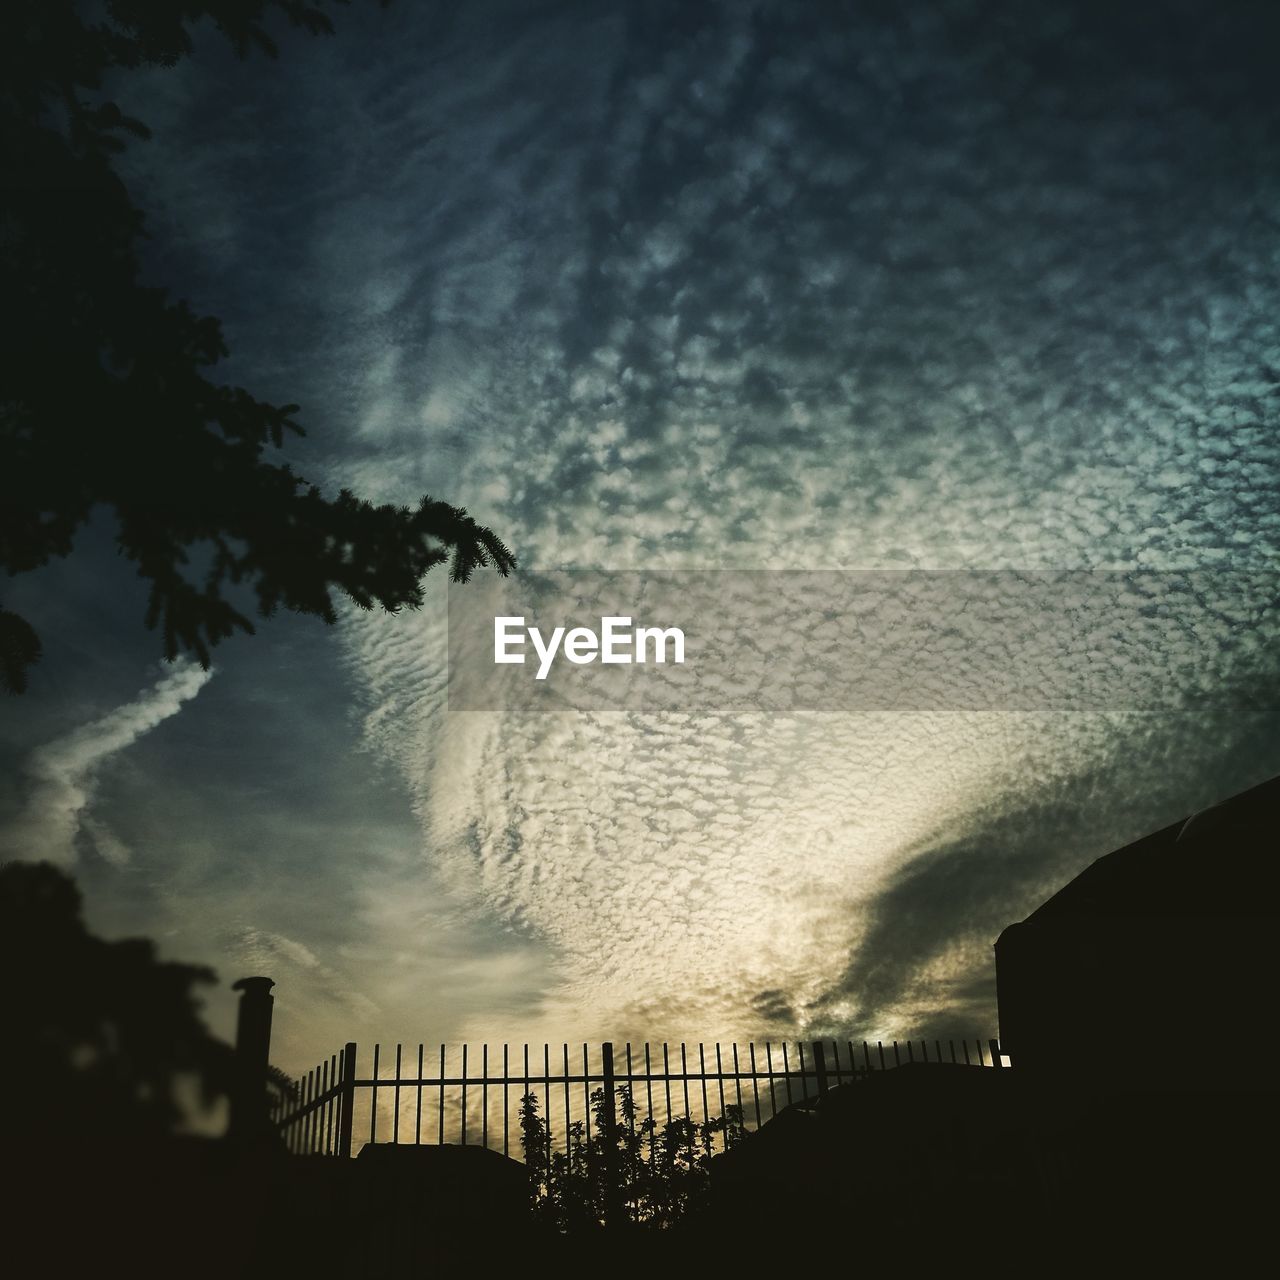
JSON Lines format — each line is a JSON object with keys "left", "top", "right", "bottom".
{"left": 2, "top": 0, "right": 1279, "bottom": 1080}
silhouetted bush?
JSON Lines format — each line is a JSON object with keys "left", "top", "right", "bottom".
{"left": 519, "top": 1084, "right": 745, "bottom": 1231}
{"left": 0, "top": 860, "right": 234, "bottom": 1136}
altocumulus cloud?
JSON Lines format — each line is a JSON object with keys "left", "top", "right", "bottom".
{"left": 320, "top": 3, "right": 1279, "bottom": 1042}
{"left": 91, "top": 0, "right": 1280, "bottom": 1044}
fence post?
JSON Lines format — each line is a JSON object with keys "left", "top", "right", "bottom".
{"left": 600, "top": 1042, "right": 624, "bottom": 1228}
{"left": 813, "top": 1041, "right": 828, "bottom": 1097}
{"left": 337, "top": 1042, "right": 358, "bottom": 1158}
{"left": 989, "top": 1038, "right": 1004, "bottom": 1068}
{"left": 230, "top": 976, "right": 275, "bottom": 1145}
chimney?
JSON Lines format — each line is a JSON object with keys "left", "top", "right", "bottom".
{"left": 229, "top": 976, "right": 276, "bottom": 1144}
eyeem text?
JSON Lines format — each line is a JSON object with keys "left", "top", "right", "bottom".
{"left": 494, "top": 616, "right": 686, "bottom": 680}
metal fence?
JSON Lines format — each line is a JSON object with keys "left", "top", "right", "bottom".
{"left": 273, "top": 1036, "right": 1006, "bottom": 1160}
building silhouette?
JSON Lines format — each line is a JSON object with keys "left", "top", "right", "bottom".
{"left": 995, "top": 773, "right": 1278, "bottom": 1087}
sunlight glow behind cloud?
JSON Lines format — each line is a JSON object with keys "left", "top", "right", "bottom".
{"left": 11, "top": 0, "right": 1274, "bottom": 1060}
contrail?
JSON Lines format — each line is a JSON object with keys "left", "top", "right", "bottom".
{"left": 1, "top": 661, "right": 214, "bottom": 865}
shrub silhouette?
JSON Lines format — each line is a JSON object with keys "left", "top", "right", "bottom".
{"left": 0, "top": 859, "right": 239, "bottom": 1137}
{"left": 519, "top": 1085, "right": 745, "bottom": 1231}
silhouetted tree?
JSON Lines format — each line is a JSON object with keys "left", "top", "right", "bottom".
{"left": 519, "top": 1085, "right": 745, "bottom": 1232}
{"left": 0, "top": 860, "right": 235, "bottom": 1136}
{"left": 0, "top": 1, "right": 514, "bottom": 693}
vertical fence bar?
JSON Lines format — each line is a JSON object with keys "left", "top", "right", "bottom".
{"left": 963, "top": 1040, "right": 971, "bottom": 1065}
{"left": 892, "top": 1041, "right": 901, "bottom": 1068}
{"left": 680, "top": 1043, "right": 691, "bottom": 1125}
{"left": 332, "top": 1051, "right": 340, "bottom": 1154}
{"left": 976, "top": 1040, "right": 986, "bottom": 1067}
{"left": 482, "top": 1044, "right": 488, "bottom": 1150}
{"left": 732, "top": 1044, "right": 742, "bottom": 1136}
{"left": 309, "top": 1064, "right": 320, "bottom": 1157}
{"left": 814, "top": 1042, "right": 828, "bottom": 1096}
{"left": 662, "top": 1043, "right": 672, "bottom": 1129}
{"left": 503, "top": 1044, "right": 509, "bottom": 1157}
{"left": 296, "top": 1070, "right": 306, "bottom": 1155}
{"left": 699, "top": 1043, "right": 710, "bottom": 1128}
{"left": 907, "top": 1041, "right": 915, "bottom": 1064}
{"left": 545, "top": 1044, "right": 555, "bottom": 1182}
{"left": 798, "top": 1042, "right": 810, "bottom": 1101}
{"left": 314, "top": 1064, "right": 323, "bottom": 1151}
{"left": 782, "top": 1042, "right": 793, "bottom": 1105}
{"left": 625, "top": 1043, "right": 637, "bottom": 1152}
{"left": 393, "top": 1044, "right": 402, "bottom": 1144}
{"left": 949, "top": 1040, "right": 957, "bottom": 1064}
{"left": 522, "top": 1044, "right": 530, "bottom": 1160}
{"left": 307, "top": 1066, "right": 316, "bottom": 1155}
{"left": 523, "top": 1045, "right": 532, "bottom": 1168}
{"left": 319, "top": 1060, "right": 329, "bottom": 1154}
{"left": 562, "top": 1043, "right": 571, "bottom": 1156}
{"left": 990, "top": 1038, "right": 1002, "bottom": 1067}
{"left": 878, "top": 1041, "right": 886, "bottom": 1069}
{"left": 303, "top": 1069, "right": 314, "bottom": 1153}
{"left": 416, "top": 1044, "right": 424, "bottom": 1144}
{"left": 337, "top": 1043, "right": 356, "bottom": 1159}
{"left": 601, "top": 1042, "right": 621, "bottom": 1228}
{"left": 313, "top": 1065, "right": 322, "bottom": 1151}
{"left": 311, "top": 1069, "right": 321, "bottom": 1153}
{"left": 644, "top": 1043, "right": 655, "bottom": 1165}
{"left": 542, "top": 1042, "right": 550, "bottom": 1145}
{"left": 438, "top": 1045, "right": 445, "bottom": 1145}
{"left": 461, "top": 1044, "right": 468, "bottom": 1145}
{"left": 715, "top": 1043, "right": 728, "bottom": 1135}
{"left": 582, "top": 1043, "right": 591, "bottom": 1146}
{"left": 326, "top": 1054, "right": 336, "bottom": 1155}
{"left": 370, "top": 1043, "right": 380, "bottom": 1145}
{"left": 766, "top": 1042, "right": 777, "bottom": 1117}
{"left": 748, "top": 1043, "right": 762, "bottom": 1132}
{"left": 625, "top": 1042, "right": 637, "bottom": 1222}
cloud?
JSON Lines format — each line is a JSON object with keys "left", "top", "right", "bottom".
{"left": 227, "top": 925, "right": 381, "bottom": 1022}
{"left": 807, "top": 689, "right": 1280, "bottom": 1037}
{"left": 306, "top": 1, "right": 1280, "bottom": 1044}
{"left": 89, "top": 0, "right": 1280, "bottom": 1054}
{"left": 1, "top": 661, "right": 213, "bottom": 866}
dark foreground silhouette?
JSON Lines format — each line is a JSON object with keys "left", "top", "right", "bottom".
{"left": 7, "top": 772, "right": 1279, "bottom": 1272}
{"left": 997, "top": 772, "right": 1280, "bottom": 1089}
{"left": 12, "top": 1064, "right": 1272, "bottom": 1272}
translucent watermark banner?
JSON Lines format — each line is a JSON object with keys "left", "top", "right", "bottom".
{"left": 447, "top": 570, "right": 1278, "bottom": 713}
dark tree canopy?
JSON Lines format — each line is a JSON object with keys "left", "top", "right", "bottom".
{"left": 0, "top": 0, "right": 515, "bottom": 693}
